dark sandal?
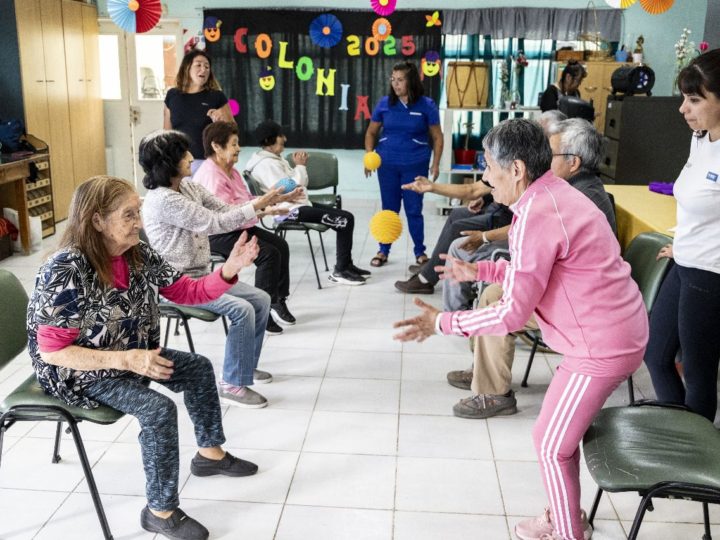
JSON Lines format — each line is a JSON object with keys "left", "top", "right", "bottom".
{"left": 370, "top": 253, "right": 388, "bottom": 267}
{"left": 416, "top": 254, "right": 429, "bottom": 265}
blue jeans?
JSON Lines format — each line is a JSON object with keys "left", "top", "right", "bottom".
{"left": 644, "top": 263, "right": 720, "bottom": 421}
{"left": 192, "top": 281, "right": 271, "bottom": 387}
{"left": 377, "top": 160, "right": 429, "bottom": 257}
{"left": 84, "top": 349, "right": 225, "bottom": 511}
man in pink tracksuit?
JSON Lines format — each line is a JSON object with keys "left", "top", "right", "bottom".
{"left": 394, "top": 118, "right": 648, "bottom": 540}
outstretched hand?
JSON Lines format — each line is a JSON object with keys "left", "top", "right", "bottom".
{"left": 222, "top": 231, "right": 259, "bottom": 278}
{"left": 393, "top": 297, "right": 441, "bottom": 342}
{"left": 437, "top": 253, "right": 478, "bottom": 283}
{"left": 401, "top": 176, "right": 434, "bottom": 194}
{"left": 278, "top": 187, "right": 305, "bottom": 203}
{"left": 254, "top": 187, "right": 284, "bottom": 210}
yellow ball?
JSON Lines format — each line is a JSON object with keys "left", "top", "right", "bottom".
{"left": 363, "top": 151, "right": 382, "bottom": 171}
{"left": 369, "top": 210, "right": 402, "bottom": 244}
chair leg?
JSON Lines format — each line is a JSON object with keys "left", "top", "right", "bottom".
{"left": 588, "top": 487, "right": 604, "bottom": 526}
{"left": 703, "top": 502, "right": 712, "bottom": 540}
{"left": 65, "top": 417, "right": 114, "bottom": 540}
{"left": 627, "top": 375, "right": 636, "bottom": 404}
{"left": 305, "top": 230, "right": 322, "bottom": 289}
{"left": 222, "top": 316, "right": 228, "bottom": 335}
{"left": 52, "top": 421, "right": 63, "bottom": 463}
{"left": 163, "top": 317, "right": 171, "bottom": 348}
{"left": 318, "top": 232, "right": 329, "bottom": 271}
{"left": 521, "top": 334, "right": 539, "bottom": 388}
{"left": 628, "top": 493, "right": 655, "bottom": 540}
{"left": 173, "top": 319, "right": 181, "bottom": 336}
{"left": 179, "top": 313, "right": 196, "bottom": 353}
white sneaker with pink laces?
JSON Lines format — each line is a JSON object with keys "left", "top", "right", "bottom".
{"left": 514, "top": 507, "right": 593, "bottom": 540}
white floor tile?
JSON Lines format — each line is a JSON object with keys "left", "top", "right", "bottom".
{"left": 398, "top": 414, "right": 493, "bottom": 460}
{"left": 259, "top": 347, "right": 330, "bottom": 378}
{"left": 252, "top": 375, "right": 323, "bottom": 411}
{"left": 325, "top": 349, "right": 401, "bottom": 380}
{"left": 186, "top": 500, "right": 282, "bottom": 540}
{"left": 287, "top": 453, "right": 395, "bottom": 509}
{"left": 399, "top": 380, "right": 464, "bottom": 416}
{"left": 401, "top": 351, "right": 472, "bottom": 381}
{"left": 333, "top": 328, "right": 402, "bottom": 353}
{"left": 316, "top": 378, "right": 400, "bottom": 414}
{"left": 304, "top": 411, "right": 397, "bottom": 455}
{"left": 395, "top": 456, "right": 504, "bottom": 514}
{"left": 275, "top": 505, "right": 393, "bottom": 540}
{"left": 0, "top": 488, "right": 69, "bottom": 539}
{"left": 394, "top": 511, "right": 511, "bottom": 540}
{"left": 221, "top": 407, "right": 312, "bottom": 451}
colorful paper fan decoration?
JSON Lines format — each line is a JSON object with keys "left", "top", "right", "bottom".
{"left": 603, "top": 0, "right": 638, "bottom": 7}
{"left": 640, "top": 0, "right": 674, "bottom": 13}
{"left": 309, "top": 14, "right": 343, "bottom": 48}
{"left": 425, "top": 11, "right": 441, "bottom": 27}
{"left": 372, "top": 18, "right": 392, "bottom": 41}
{"left": 108, "top": 0, "right": 161, "bottom": 33}
{"left": 370, "top": 0, "right": 397, "bottom": 17}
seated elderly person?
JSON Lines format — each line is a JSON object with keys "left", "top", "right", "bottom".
{"left": 394, "top": 118, "right": 646, "bottom": 540}
{"left": 245, "top": 120, "right": 370, "bottom": 285}
{"left": 444, "top": 118, "right": 617, "bottom": 420}
{"left": 28, "top": 176, "right": 261, "bottom": 540}
{"left": 194, "top": 121, "right": 295, "bottom": 334}
{"left": 141, "top": 130, "right": 291, "bottom": 409}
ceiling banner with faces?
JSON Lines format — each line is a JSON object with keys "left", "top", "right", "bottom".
{"left": 204, "top": 8, "right": 442, "bottom": 149}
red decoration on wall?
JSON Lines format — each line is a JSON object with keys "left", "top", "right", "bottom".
{"left": 354, "top": 95, "right": 371, "bottom": 121}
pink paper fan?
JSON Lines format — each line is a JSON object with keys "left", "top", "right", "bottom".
{"left": 370, "top": 0, "right": 396, "bottom": 17}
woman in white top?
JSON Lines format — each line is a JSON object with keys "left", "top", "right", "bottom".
{"left": 644, "top": 48, "right": 720, "bottom": 422}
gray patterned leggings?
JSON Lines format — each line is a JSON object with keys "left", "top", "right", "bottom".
{"left": 84, "top": 348, "right": 225, "bottom": 511}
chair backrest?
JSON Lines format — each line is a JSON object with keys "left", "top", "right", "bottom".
{"left": 285, "top": 151, "right": 339, "bottom": 191}
{"left": 242, "top": 170, "right": 264, "bottom": 196}
{"left": 0, "top": 269, "right": 29, "bottom": 368}
{"left": 623, "top": 232, "right": 673, "bottom": 313}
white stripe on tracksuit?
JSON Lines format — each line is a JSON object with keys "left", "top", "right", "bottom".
{"left": 539, "top": 372, "right": 591, "bottom": 540}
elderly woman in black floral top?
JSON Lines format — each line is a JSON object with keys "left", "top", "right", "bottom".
{"left": 27, "top": 176, "right": 259, "bottom": 540}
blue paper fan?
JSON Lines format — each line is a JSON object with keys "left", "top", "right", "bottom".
{"left": 108, "top": 0, "right": 161, "bottom": 33}
{"left": 108, "top": 0, "right": 136, "bottom": 32}
{"left": 309, "top": 14, "right": 343, "bottom": 48}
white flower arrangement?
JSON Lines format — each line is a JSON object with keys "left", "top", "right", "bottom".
{"left": 674, "top": 28, "right": 697, "bottom": 71}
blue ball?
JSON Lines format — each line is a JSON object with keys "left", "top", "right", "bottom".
{"left": 274, "top": 177, "right": 297, "bottom": 194}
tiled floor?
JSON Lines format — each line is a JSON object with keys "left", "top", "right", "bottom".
{"left": 0, "top": 188, "right": 717, "bottom": 539}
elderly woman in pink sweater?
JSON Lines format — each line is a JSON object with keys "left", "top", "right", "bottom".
{"left": 394, "top": 118, "right": 648, "bottom": 540}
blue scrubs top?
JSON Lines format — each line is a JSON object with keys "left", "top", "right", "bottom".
{"left": 371, "top": 95, "right": 440, "bottom": 166}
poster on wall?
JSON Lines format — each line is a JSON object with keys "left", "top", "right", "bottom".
{"left": 203, "top": 8, "right": 442, "bottom": 149}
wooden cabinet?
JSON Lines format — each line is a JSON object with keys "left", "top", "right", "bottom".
{"left": 557, "top": 61, "right": 630, "bottom": 134}
{"left": 11, "top": 0, "right": 105, "bottom": 222}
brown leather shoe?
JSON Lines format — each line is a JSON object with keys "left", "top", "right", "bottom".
{"left": 394, "top": 274, "right": 434, "bottom": 294}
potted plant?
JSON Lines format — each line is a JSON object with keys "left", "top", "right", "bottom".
{"left": 454, "top": 121, "right": 477, "bottom": 166}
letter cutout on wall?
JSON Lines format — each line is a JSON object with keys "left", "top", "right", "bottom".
{"left": 316, "top": 69, "right": 336, "bottom": 96}
{"left": 346, "top": 35, "right": 361, "bottom": 56}
{"left": 354, "top": 95, "right": 371, "bottom": 121}
{"left": 278, "top": 41, "right": 295, "bottom": 69}
{"left": 295, "top": 57, "right": 315, "bottom": 81}
{"left": 234, "top": 28, "right": 248, "bottom": 53}
{"left": 338, "top": 84, "right": 350, "bottom": 111}
{"left": 255, "top": 33, "right": 273, "bottom": 59}
{"left": 401, "top": 35, "right": 416, "bottom": 56}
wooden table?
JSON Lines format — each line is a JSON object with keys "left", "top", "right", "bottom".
{"left": 605, "top": 185, "right": 676, "bottom": 251}
{"left": 0, "top": 156, "right": 33, "bottom": 254}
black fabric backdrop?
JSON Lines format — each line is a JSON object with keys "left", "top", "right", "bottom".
{"left": 204, "top": 9, "right": 442, "bottom": 149}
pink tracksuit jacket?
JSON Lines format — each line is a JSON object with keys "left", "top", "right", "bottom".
{"left": 440, "top": 171, "right": 648, "bottom": 375}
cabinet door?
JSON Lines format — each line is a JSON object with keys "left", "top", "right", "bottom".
{"left": 579, "top": 63, "right": 607, "bottom": 132}
{"left": 40, "top": 0, "right": 75, "bottom": 221}
{"left": 81, "top": 4, "right": 106, "bottom": 178}
{"left": 62, "top": 0, "right": 90, "bottom": 188}
{"left": 14, "top": 0, "right": 51, "bottom": 144}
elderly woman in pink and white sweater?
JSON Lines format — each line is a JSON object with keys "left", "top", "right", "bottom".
{"left": 394, "top": 119, "right": 648, "bottom": 540}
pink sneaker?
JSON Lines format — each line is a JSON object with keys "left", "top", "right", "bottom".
{"left": 514, "top": 507, "right": 593, "bottom": 540}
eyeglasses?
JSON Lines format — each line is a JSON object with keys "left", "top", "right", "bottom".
{"left": 552, "top": 153, "right": 578, "bottom": 159}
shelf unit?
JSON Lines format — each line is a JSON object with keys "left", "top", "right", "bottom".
{"left": 26, "top": 158, "right": 55, "bottom": 238}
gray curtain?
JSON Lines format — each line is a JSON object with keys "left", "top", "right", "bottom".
{"left": 442, "top": 8, "right": 622, "bottom": 42}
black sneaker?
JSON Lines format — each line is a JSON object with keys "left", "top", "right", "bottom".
{"left": 328, "top": 268, "right": 366, "bottom": 286}
{"left": 266, "top": 317, "right": 284, "bottom": 335}
{"left": 270, "top": 299, "right": 296, "bottom": 325}
{"left": 190, "top": 451, "right": 259, "bottom": 477}
{"left": 140, "top": 506, "right": 209, "bottom": 540}
{"left": 349, "top": 264, "right": 371, "bottom": 277}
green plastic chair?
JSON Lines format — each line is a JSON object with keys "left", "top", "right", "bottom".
{"left": 583, "top": 402, "right": 720, "bottom": 539}
{"left": 243, "top": 169, "right": 329, "bottom": 289}
{"left": 0, "top": 269, "right": 121, "bottom": 539}
{"left": 285, "top": 151, "right": 342, "bottom": 209}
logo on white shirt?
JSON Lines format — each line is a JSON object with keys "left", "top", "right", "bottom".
{"left": 707, "top": 171, "right": 718, "bottom": 182}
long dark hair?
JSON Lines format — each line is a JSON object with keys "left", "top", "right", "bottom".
{"left": 388, "top": 61, "right": 424, "bottom": 105}
{"left": 139, "top": 130, "right": 191, "bottom": 190}
{"left": 678, "top": 48, "right": 720, "bottom": 138}
{"left": 175, "top": 50, "right": 222, "bottom": 93}
{"left": 559, "top": 60, "right": 587, "bottom": 94}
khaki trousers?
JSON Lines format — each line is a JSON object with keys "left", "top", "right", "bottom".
{"left": 471, "top": 283, "right": 539, "bottom": 396}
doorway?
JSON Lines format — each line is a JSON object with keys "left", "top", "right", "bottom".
{"left": 98, "top": 19, "right": 182, "bottom": 193}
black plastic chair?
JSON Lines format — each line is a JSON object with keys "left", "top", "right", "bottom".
{"left": 0, "top": 269, "right": 122, "bottom": 539}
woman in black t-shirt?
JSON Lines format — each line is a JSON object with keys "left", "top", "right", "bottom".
{"left": 539, "top": 59, "right": 587, "bottom": 112}
{"left": 164, "top": 50, "right": 235, "bottom": 174}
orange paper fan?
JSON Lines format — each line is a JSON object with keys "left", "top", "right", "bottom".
{"left": 372, "top": 17, "right": 392, "bottom": 41}
{"left": 640, "top": 0, "right": 674, "bottom": 14}
{"left": 604, "top": 0, "right": 638, "bottom": 7}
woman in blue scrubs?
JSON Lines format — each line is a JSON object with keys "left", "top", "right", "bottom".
{"left": 365, "top": 61, "right": 443, "bottom": 267}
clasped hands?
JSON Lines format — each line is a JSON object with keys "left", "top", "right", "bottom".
{"left": 392, "top": 254, "right": 478, "bottom": 342}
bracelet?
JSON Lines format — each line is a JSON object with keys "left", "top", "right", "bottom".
{"left": 482, "top": 231, "right": 489, "bottom": 244}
